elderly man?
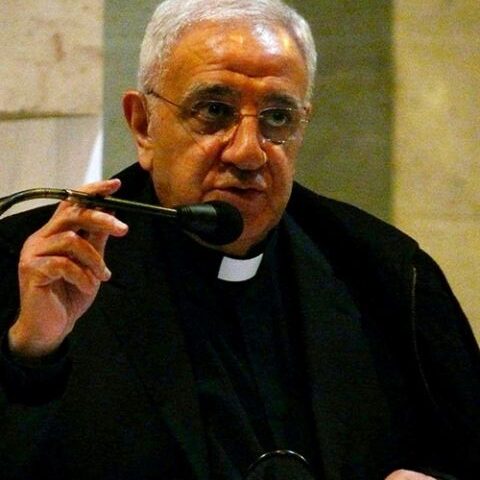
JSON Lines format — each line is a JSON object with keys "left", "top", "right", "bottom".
{"left": 0, "top": 0, "right": 479, "bottom": 479}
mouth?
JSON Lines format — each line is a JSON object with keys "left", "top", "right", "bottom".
{"left": 207, "top": 186, "right": 266, "bottom": 207}
{"left": 224, "top": 186, "right": 261, "bottom": 194}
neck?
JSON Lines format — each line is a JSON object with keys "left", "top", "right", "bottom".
{"left": 214, "top": 232, "right": 270, "bottom": 258}
{"left": 186, "top": 229, "right": 268, "bottom": 257}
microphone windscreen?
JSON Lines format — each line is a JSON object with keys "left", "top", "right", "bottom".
{"left": 176, "top": 201, "right": 244, "bottom": 245}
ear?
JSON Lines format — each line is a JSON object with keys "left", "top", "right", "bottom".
{"left": 122, "top": 90, "right": 154, "bottom": 172}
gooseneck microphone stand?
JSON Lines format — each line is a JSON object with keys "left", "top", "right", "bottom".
{"left": 0, "top": 188, "right": 243, "bottom": 245}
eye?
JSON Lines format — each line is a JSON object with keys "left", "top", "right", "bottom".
{"left": 261, "top": 108, "right": 294, "bottom": 128}
{"left": 191, "top": 101, "right": 235, "bottom": 122}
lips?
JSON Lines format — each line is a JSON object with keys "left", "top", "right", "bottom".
{"left": 216, "top": 185, "right": 264, "bottom": 193}
{"left": 206, "top": 171, "right": 268, "bottom": 211}
{"left": 215, "top": 184, "right": 265, "bottom": 198}
{"left": 207, "top": 184, "right": 266, "bottom": 209}
{"left": 213, "top": 186, "right": 264, "bottom": 197}
{"left": 212, "top": 178, "right": 267, "bottom": 193}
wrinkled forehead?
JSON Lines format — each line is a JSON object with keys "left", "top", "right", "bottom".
{"left": 157, "top": 20, "right": 309, "bottom": 100}
{"left": 166, "top": 18, "right": 306, "bottom": 66}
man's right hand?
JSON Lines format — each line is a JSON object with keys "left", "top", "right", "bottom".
{"left": 7, "top": 179, "right": 129, "bottom": 359}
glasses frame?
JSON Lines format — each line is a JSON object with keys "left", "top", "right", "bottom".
{"left": 145, "top": 89, "right": 309, "bottom": 145}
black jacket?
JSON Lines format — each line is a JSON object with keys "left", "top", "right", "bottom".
{"left": 0, "top": 163, "right": 479, "bottom": 479}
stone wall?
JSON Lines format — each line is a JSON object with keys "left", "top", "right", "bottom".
{"left": 0, "top": 0, "right": 103, "bottom": 215}
{"left": 393, "top": 0, "right": 480, "bottom": 340}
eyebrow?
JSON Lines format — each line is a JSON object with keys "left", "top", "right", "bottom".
{"left": 181, "top": 83, "right": 302, "bottom": 109}
{"left": 182, "top": 84, "right": 241, "bottom": 103}
{"left": 262, "top": 92, "right": 301, "bottom": 109}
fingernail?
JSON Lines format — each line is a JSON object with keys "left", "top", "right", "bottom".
{"left": 104, "top": 266, "right": 112, "bottom": 280}
{"left": 114, "top": 219, "right": 128, "bottom": 231}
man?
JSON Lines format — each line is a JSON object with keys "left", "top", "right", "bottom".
{"left": 0, "top": 0, "right": 479, "bottom": 479}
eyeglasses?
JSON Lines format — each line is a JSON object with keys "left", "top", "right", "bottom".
{"left": 145, "top": 90, "right": 309, "bottom": 145}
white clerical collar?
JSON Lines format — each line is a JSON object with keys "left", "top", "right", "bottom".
{"left": 217, "top": 253, "right": 264, "bottom": 282}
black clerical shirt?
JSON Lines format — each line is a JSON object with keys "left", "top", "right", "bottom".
{"left": 160, "top": 225, "right": 321, "bottom": 479}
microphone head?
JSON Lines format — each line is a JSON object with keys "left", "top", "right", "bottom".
{"left": 176, "top": 201, "right": 244, "bottom": 245}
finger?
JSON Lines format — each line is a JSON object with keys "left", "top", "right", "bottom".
{"left": 85, "top": 229, "right": 110, "bottom": 258}
{"left": 53, "top": 178, "right": 122, "bottom": 216}
{"left": 24, "top": 256, "right": 100, "bottom": 295}
{"left": 67, "top": 178, "right": 122, "bottom": 202}
{"left": 75, "top": 178, "right": 122, "bottom": 196}
{"left": 41, "top": 206, "right": 129, "bottom": 238}
{"left": 33, "top": 231, "right": 112, "bottom": 281}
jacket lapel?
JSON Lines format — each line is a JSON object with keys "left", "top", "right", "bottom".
{"left": 284, "top": 215, "right": 395, "bottom": 479}
{"left": 97, "top": 212, "right": 210, "bottom": 480}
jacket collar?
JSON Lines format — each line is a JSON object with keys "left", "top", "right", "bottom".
{"left": 282, "top": 214, "right": 400, "bottom": 479}
{"left": 97, "top": 187, "right": 210, "bottom": 480}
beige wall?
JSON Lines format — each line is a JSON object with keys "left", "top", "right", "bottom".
{"left": 0, "top": 0, "right": 103, "bottom": 215}
{"left": 393, "top": 0, "right": 480, "bottom": 340}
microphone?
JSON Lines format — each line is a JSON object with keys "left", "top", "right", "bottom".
{"left": 0, "top": 188, "right": 244, "bottom": 245}
{"left": 176, "top": 201, "right": 243, "bottom": 245}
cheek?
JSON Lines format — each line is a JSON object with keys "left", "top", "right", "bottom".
{"left": 149, "top": 136, "right": 220, "bottom": 206}
{"left": 271, "top": 155, "right": 295, "bottom": 202}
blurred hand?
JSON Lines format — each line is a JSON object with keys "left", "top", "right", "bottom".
{"left": 8, "top": 179, "right": 128, "bottom": 358}
{"left": 385, "top": 470, "right": 437, "bottom": 480}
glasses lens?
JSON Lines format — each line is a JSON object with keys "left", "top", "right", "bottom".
{"left": 186, "top": 100, "right": 304, "bottom": 144}
{"left": 259, "top": 108, "right": 299, "bottom": 144}
{"left": 189, "top": 101, "right": 236, "bottom": 135}
{"left": 245, "top": 450, "right": 316, "bottom": 480}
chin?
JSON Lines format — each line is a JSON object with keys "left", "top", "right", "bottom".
{"left": 223, "top": 218, "right": 278, "bottom": 256}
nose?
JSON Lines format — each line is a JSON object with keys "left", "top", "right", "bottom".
{"left": 220, "top": 116, "right": 267, "bottom": 170}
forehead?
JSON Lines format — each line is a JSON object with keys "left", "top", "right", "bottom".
{"left": 159, "top": 20, "right": 309, "bottom": 102}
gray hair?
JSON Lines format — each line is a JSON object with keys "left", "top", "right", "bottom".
{"left": 138, "top": 0, "right": 317, "bottom": 101}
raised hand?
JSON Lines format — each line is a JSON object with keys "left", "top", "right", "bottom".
{"left": 8, "top": 179, "right": 128, "bottom": 359}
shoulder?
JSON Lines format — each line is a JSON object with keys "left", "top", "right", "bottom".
{"left": 287, "top": 182, "right": 419, "bottom": 270}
